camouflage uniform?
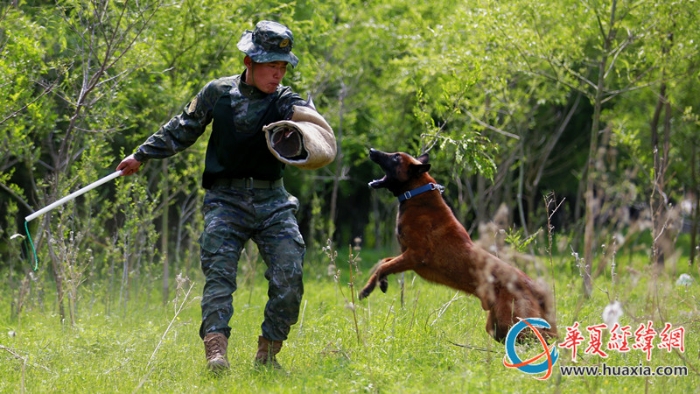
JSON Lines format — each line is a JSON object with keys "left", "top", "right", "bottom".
{"left": 198, "top": 184, "right": 304, "bottom": 342}
{"left": 131, "top": 21, "right": 318, "bottom": 345}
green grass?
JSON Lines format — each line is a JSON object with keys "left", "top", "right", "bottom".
{"left": 1, "top": 246, "right": 699, "bottom": 394}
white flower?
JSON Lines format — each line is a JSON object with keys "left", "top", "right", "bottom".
{"left": 676, "top": 274, "right": 694, "bottom": 287}
{"left": 602, "top": 301, "right": 623, "bottom": 331}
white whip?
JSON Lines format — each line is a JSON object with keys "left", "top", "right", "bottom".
{"left": 25, "top": 170, "right": 123, "bottom": 222}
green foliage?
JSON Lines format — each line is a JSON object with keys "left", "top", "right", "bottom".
{"left": 503, "top": 227, "right": 541, "bottom": 253}
{"left": 1, "top": 0, "right": 700, "bottom": 350}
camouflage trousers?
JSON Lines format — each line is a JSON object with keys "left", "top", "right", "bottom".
{"left": 197, "top": 183, "right": 305, "bottom": 342}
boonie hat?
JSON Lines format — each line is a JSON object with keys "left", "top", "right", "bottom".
{"left": 237, "top": 21, "right": 299, "bottom": 67}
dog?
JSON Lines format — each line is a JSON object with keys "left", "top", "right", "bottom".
{"left": 359, "top": 148, "right": 557, "bottom": 342}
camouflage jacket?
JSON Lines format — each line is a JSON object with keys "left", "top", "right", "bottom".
{"left": 133, "top": 70, "right": 311, "bottom": 188}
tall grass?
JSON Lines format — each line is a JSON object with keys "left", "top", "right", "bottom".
{"left": 1, "top": 241, "right": 698, "bottom": 393}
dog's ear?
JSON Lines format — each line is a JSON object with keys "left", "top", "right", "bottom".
{"left": 417, "top": 153, "right": 430, "bottom": 164}
{"left": 410, "top": 163, "right": 431, "bottom": 177}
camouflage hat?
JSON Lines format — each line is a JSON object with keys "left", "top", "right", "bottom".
{"left": 237, "top": 21, "right": 299, "bottom": 67}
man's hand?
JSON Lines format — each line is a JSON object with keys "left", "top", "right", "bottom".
{"left": 117, "top": 154, "right": 142, "bottom": 176}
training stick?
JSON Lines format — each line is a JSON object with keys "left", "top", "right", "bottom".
{"left": 24, "top": 170, "right": 123, "bottom": 222}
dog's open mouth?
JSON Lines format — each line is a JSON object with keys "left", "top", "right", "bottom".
{"left": 368, "top": 176, "right": 387, "bottom": 188}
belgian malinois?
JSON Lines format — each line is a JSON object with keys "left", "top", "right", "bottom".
{"left": 359, "top": 148, "right": 556, "bottom": 342}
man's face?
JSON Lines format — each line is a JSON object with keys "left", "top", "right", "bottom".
{"left": 249, "top": 60, "right": 288, "bottom": 93}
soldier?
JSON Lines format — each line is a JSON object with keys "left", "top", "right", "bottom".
{"left": 117, "top": 20, "right": 336, "bottom": 372}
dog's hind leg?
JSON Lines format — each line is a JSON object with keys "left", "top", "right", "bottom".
{"left": 485, "top": 310, "right": 498, "bottom": 341}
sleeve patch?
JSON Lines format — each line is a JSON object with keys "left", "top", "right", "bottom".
{"left": 187, "top": 96, "right": 198, "bottom": 114}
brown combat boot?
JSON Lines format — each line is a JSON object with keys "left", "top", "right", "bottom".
{"left": 254, "top": 335, "right": 283, "bottom": 369}
{"left": 203, "top": 332, "right": 230, "bottom": 372}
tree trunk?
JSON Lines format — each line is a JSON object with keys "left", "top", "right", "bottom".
{"left": 583, "top": 0, "right": 618, "bottom": 298}
{"left": 46, "top": 222, "right": 66, "bottom": 322}
{"left": 329, "top": 85, "right": 346, "bottom": 241}
{"left": 517, "top": 140, "right": 530, "bottom": 236}
{"left": 691, "top": 140, "right": 698, "bottom": 265}
{"left": 650, "top": 31, "right": 673, "bottom": 268}
{"left": 476, "top": 174, "right": 486, "bottom": 228}
{"left": 161, "top": 159, "right": 170, "bottom": 306}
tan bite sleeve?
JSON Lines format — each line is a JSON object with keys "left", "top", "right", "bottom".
{"left": 264, "top": 105, "right": 337, "bottom": 170}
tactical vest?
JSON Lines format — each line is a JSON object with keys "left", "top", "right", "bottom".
{"left": 201, "top": 75, "right": 304, "bottom": 189}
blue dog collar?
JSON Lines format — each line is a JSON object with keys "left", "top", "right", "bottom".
{"left": 398, "top": 183, "right": 444, "bottom": 202}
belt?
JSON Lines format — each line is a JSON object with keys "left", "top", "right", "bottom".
{"left": 212, "top": 177, "right": 284, "bottom": 189}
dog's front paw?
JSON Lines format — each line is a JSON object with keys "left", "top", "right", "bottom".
{"left": 359, "top": 282, "right": 375, "bottom": 300}
{"left": 358, "top": 287, "right": 371, "bottom": 300}
{"left": 379, "top": 276, "right": 389, "bottom": 293}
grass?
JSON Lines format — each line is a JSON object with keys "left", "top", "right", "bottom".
{"left": 1, "top": 244, "right": 699, "bottom": 394}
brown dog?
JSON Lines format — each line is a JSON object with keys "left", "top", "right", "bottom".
{"left": 359, "top": 149, "right": 556, "bottom": 342}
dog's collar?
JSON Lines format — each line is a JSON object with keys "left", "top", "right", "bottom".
{"left": 398, "top": 183, "right": 444, "bottom": 202}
